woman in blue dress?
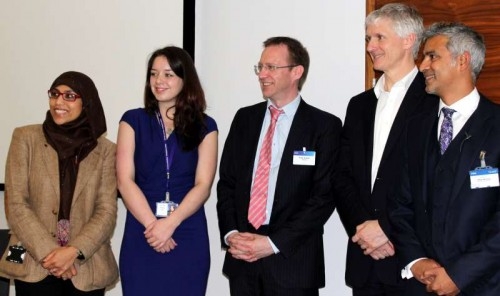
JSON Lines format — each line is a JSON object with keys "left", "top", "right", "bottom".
{"left": 117, "top": 46, "right": 218, "bottom": 296}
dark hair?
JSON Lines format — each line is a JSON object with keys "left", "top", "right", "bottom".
{"left": 263, "top": 36, "right": 310, "bottom": 91}
{"left": 144, "top": 46, "right": 207, "bottom": 150}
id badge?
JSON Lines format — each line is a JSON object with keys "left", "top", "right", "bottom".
{"left": 469, "top": 167, "right": 500, "bottom": 189}
{"left": 156, "top": 200, "right": 179, "bottom": 217}
{"left": 6, "top": 244, "right": 26, "bottom": 264}
{"left": 293, "top": 149, "right": 316, "bottom": 166}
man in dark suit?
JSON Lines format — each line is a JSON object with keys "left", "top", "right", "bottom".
{"left": 217, "top": 36, "right": 341, "bottom": 296}
{"left": 334, "top": 4, "right": 437, "bottom": 295}
{"left": 390, "top": 22, "right": 500, "bottom": 295}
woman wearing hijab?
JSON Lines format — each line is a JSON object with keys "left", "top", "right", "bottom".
{"left": 117, "top": 46, "right": 218, "bottom": 295}
{"left": 0, "top": 71, "right": 119, "bottom": 296}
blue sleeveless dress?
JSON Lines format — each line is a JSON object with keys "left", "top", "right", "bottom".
{"left": 119, "top": 108, "right": 217, "bottom": 296}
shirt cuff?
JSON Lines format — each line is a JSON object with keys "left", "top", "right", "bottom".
{"left": 225, "top": 230, "right": 280, "bottom": 254}
{"left": 267, "top": 237, "right": 280, "bottom": 254}
{"left": 224, "top": 230, "right": 238, "bottom": 246}
{"left": 401, "top": 257, "right": 426, "bottom": 279}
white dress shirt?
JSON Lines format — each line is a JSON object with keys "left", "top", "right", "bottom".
{"left": 437, "top": 88, "right": 480, "bottom": 140}
{"left": 371, "top": 67, "right": 418, "bottom": 190}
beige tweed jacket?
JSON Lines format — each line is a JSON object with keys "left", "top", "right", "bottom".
{"left": 0, "top": 125, "right": 119, "bottom": 291}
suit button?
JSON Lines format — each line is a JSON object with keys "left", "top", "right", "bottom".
{"left": 52, "top": 210, "right": 57, "bottom": 215}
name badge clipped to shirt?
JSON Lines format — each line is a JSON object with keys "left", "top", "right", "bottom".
{"left": 469, "top": 151, "right": 500, "bottom": 189}
{"left": 293, "top": 148, "right": 316, "bottom": 166}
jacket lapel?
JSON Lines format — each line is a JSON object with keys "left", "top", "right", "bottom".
{"left": 450, "top": 96, "right": 494, "bottom": 200}
{"left": 244, "top": 103, "right": 268, "bottom": 189}
{"left": 419, "top": 110, "right": 439, "bottom": 205}
{"left": 41, "top": 135, "right": 60, "bottom": 199}
{"left": 381, "top": 73, "right": 428, "bottom": 162}
{"left": 72, "top": 143, "right": 101, "bottom": 205}
{"left": 362, "top": 91, "right": 377, "bottom": 186}
{"left": 279, "top": 100, "right": 310, "bottom": 175}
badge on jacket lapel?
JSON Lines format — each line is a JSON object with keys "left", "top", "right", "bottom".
{"left": 469, "top": 151, "right": 499, "bottom": 189}
{"left": 293, "top": 148, "right": 315, "bottom": 166}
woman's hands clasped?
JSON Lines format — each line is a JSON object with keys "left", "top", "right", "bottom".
{"left": 42, "top": 246, "right": 79, "bottom": 280}
{"left": 144, "top": 218, "right": 178, "bottom": 253}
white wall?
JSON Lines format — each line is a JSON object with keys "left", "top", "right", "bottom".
{"left": 1, "top": 0, "right": 367, "bottom": 295}
{"left": 0, "top": 1, "right": 183, "bottom": 295}
{"left": 196, "top": 1, "right": 366, "bottom": 295}
{"left": 0, "top": 0, "right": 183, "bottom": 183}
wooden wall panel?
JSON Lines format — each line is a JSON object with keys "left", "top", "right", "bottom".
{"left": 366, "top": 0, "right": 500, "bottom": 103}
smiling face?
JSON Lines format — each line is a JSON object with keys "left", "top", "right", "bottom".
{"left": 150, "top": 55, "right": 184, "bottom": 107}
{"left": 257, "top": 44, "right": 302, "bottom": 106}
{"left": 49, "top": 85, "right": 83, "bottom": 125}
{"left": 419, "top": 35, "right": 460, "bottom": 99}
{"left": 366, "top": 18, "right": 411, "bottom": 74}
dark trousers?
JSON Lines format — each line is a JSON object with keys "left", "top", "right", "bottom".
{"left": 229, "top": 271, "right": 319, "bottom": 296}
{"left": 228, "top": 224, "right": 319, "bottom": 296}
{"left": 0, "top": 277, "right": 9, "bottom": 296}
{"left": 0, "top": 230, "right": 10, "bottom": 296}
{"left": 15, "top": 276, "right": 105, "bottom": 296}
{"left": 229, "top": 261, "right": 319, "bottom": 296}
{"left": 352, "top": 270, "right": 405, "bottom": 296}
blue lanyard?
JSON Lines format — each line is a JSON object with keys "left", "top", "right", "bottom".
{"left": 155, "top": 110, "right": 176, "bottom": 201}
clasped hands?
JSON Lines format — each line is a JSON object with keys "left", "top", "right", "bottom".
{"left": 42, "top": 246, "right": 78, "bottom": 280}
{"left": 144, "top": 218, "right": 178, "bottom": 253}
{"left": 353, "top": 220, "right": 459, "bottom": 295}
{"left": 411, "top": 259, "right": 460, "bottom": 296}
{"left": 227, "top": 232, "right": 274, "bottom": 262}
{"left": 352, "top": 220, "right": 394, "bottom": 260}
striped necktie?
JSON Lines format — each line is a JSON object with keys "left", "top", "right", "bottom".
{"left": 248, "top": 106, "right": 283, "bottom": 229}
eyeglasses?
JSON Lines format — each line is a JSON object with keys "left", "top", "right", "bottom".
{"left": 47, "top": 89, "right": 81, "bottom": 102}
{"left": 254, "top": 64, "right": 298, "bottom": 75}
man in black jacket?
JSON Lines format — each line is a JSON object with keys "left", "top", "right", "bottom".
{"left": 334, "top": 3, "right": 438, "bottom": 295}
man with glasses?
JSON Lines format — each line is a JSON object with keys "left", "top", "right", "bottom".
{"left": 217, "top": 36, "right": 341, "bottom": 296}
{"left": 333, "top": 3, "right": 438, "bottom": 296}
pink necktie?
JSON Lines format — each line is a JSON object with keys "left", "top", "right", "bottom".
{"left": 248, "top": 106, "right": 283, "bottom": 229}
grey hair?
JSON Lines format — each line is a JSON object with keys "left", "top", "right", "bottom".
{"left": 366, "top": 3, "right": 424, "bottom": 59}
{"left": 423, "top": 22, "right": 485, "bottom": 83}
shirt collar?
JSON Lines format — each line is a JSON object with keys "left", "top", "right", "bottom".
{"left": 267, "top": 93, "right": 301, "bottom": 118}
{"left": 374, "top": 66, "right": 418, "bottom": 98}
{"left": 438, "top": 88, "right": 480, "bottom": 118}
